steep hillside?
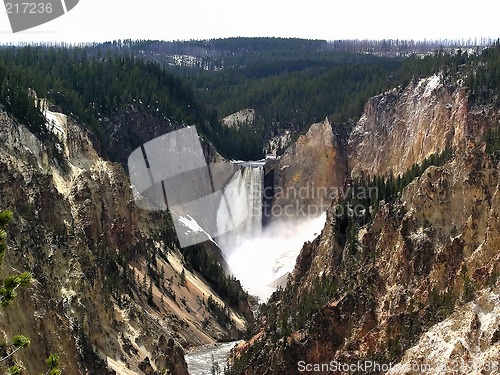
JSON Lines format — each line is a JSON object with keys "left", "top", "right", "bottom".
{"left": 227, "top": 58, "right": 500, "bottom": 374}
{"left": 0, "top": 105, "right": 250, "bottom": 374}
{"left": 348, "top": 74, "right": 471, "bottom": 177}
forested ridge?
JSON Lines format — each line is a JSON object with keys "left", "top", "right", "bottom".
{"left": 1, "top": 38, "right": 499, "bottom": 160}
{"left": 0, "top": 47, "right": 206, "bottom": 142}
{"left": 0, "top": 41, "right": 403, "bottom": 159}
{"left": 116, "top": 38, "right": 500, "bottom": 159}
{"left": 164, "top": 40, "right": 405, "bottom": 157}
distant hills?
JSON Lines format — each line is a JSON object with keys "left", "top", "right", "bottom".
{"left": 0, "top": 37, "right": 498, "bottom": 160}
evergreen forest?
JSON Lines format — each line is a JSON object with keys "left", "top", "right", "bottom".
{"left": 1, "top": 38, "right": 500, "bottom": 160}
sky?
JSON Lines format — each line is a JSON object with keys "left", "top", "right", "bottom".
{"left": 0, "top": 0, "right": 498, "bottom": 44}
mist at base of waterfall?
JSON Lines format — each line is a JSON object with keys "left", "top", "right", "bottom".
{"left": 219, "top": 213, "right": 327, "bottom": 302}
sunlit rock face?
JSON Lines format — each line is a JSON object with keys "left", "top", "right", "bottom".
{"left": 348, "top": 74, "right": 482, "bottom": 177}
{"left": 387, "top": 286, "right": 500, "bottom": 375}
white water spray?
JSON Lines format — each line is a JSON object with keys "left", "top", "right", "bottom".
{"left": 223, "top": 214, "right": 326, "bottom": 302}
{"left": 216, "top": 162, "right": 326, "bottom": 302}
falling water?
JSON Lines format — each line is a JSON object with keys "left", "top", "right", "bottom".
{"left": 234, "top": 163, "right": 264, "bottom": 236}
{"left": 216, "top": 162, "right": 264, "bottom": 244}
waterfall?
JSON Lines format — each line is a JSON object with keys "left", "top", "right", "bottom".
{"left": 216, "top": 162, "right": 264, "bottom": 244}
{"left": 239, "top": 164, "right": 264, "bottom": 236}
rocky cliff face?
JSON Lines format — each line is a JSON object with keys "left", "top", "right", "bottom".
{"left": 0, "top": 107, "right": 249, "bottom": 374}
{"left": 222, "top": 109, "right": 255, "bottom": 129}
{"left": 229, "top": 75, "right": 500, "bottom": 374}
{"left": 265, "top": 118, "right": 347, "bottom": 220}
{"left": 387, "top": 285, "right": 499, "bottom": 375}
{"left": 348, "top": 74, "right": 479, "bottom": 177}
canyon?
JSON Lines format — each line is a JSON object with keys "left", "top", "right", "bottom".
{"left": 0, "top": 46, "right": 499, "bottom": 375}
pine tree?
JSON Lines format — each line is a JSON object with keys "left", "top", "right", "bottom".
{"left": 147, "top": 282, "right": 154, "bottom": 306}
{"left": 159, "top": 265, "right": 165, "bottom": 288}
{"left": 45, "top": 353, "right": 62, "bottom": 375}
{"left": 211, "top": 354, "right": 221, "bottom": 375}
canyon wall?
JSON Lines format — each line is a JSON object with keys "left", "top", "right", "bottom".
{"left": 348, "top": 75, "right": 484, "bottom": 177}
{"left": 230, "top": 74, "right": 500, "bottom": 374}
{"left": 0, "top": 108, "right": 249, "bottom": 374}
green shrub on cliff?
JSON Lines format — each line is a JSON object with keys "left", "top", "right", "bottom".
{"left": 0, "top": 209, "right": 61, "bottom": 374}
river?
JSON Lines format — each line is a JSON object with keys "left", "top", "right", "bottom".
{"left": 185, "top": 341, "right": 241, "bottom": 375}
